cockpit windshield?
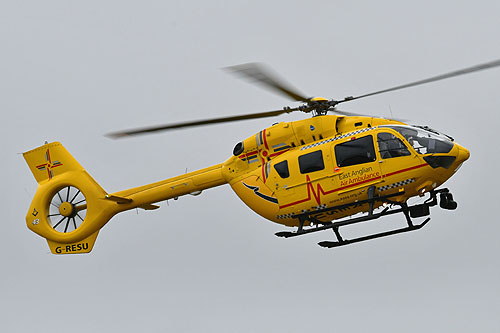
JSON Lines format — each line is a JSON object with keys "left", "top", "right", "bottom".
{"left": 381, "top": 125, "right": 454, "bottom": 154}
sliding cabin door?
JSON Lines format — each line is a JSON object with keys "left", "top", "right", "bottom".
{"left": 330, "top": 134, "right": 382, "bottom": 202}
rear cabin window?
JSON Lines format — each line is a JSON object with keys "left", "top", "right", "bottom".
{"left": 274, "top": 160, "right": 290, "bottom": 178}
{"left": 377, "top": 132, "right": 411, "bottom": 159}
{"left": 299, "top": 150, "right": 325, "bottom": 174}
{"left": 335, "top": 136, "right": 376, "bottom": 167}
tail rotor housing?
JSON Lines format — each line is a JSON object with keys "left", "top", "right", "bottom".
{"left": 24, "top": 142, "right": 120, "bottom": 254}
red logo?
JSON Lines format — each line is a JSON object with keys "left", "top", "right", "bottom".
{"left": 36, "top": 149, "right": 63, "bottom": 180}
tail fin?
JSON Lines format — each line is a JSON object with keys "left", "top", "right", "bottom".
{"left": 24, "top": 142, "right": 118, "bottom": 254}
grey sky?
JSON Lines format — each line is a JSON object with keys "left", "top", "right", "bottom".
{"left": 2, "top": 1, "right": 500, "bottom": 332}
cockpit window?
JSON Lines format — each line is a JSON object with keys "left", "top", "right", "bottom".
{"left": 377, "top": 132, "right": 411, "bottom": 159}
{"left": 381, "top": 125, "right": 454, "bottom": 154}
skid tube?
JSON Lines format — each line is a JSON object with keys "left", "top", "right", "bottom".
{"left": 275, "top": 187, "right": 452, "bottom": 248}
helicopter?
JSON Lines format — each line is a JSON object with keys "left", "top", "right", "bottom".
{"left": 23, "top": 59, "right": 500, "bottom": 254}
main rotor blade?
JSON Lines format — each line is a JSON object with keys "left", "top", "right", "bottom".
{"left": 106, "top": 108, "right": 297, "bottom": 138}
{"left": 337, "top": 58, "right": 500, "bottom": 104}
{"left": 224, "top": 62, "right": 311, "bottom": 102}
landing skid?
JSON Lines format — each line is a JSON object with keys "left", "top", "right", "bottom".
{"left": 275, "top": 187, "right": 454, "bottom": 248}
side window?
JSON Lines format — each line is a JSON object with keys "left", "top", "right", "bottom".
{"left": 299, "top": 150, "right": 325, "bottom": 174}
{"left": 274, "top": 160, "right": 290, "bottom": 178}
{"left": 335, "top": 136, "right": 376, "bottom": 167}
{"left": 377, "top": 132, "right": 411, "bottom": 159}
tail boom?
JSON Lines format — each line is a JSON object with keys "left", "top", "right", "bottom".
{"left": 23, "top": 142, "right": 227, "bottom": 254}
{"left": 110, "top": 163, "right": 226, "bottom": 209}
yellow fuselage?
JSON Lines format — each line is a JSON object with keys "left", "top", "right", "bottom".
{"left": 221, "top": 115, "right": 469, "bottom": 226}
{"left": 23, "top": 115, "right": 469, "bottom": 253}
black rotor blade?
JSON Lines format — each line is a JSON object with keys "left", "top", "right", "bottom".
{"left": 106, "top": 108, "right": 298, "bottom": 138}
{"left": 224, "top": 62, "right": 311, "bottom": 102}
{"left": 337, "top": 58, "right": 500, "bottom": 104}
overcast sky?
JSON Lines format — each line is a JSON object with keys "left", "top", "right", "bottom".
{"left": 2, "top": 1, "right": 500, "bottom": 332}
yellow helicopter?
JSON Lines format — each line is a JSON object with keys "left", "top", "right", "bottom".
{"left": 23, "top": 60, "right": 500, "bottom": 254}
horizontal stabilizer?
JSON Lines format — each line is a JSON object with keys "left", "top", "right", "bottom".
{"left": 105, "top": 194, "right": 133, "bottom": 204}
{"left": 138, "top": 204, "right": 160, "bottom": 210}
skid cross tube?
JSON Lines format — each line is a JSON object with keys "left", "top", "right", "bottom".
{"left": 318, "top": 218, "right": 430, "bottom": 248}
{"left": 275, "top": 188, "right": 450, "bottom": 248}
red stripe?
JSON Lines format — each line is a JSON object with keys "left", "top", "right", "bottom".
{"left": 262, "top": 129, "right": 269, "bottom": 150}
{"left": 383, "top": 163, "right": 427, "bottom": 178}
{"left": 279, "top": 174, "right": 382, "bottom": 208}
{"left": 278, "top": 163, "right": 428, "bottom": 209}
{"left": 261, "top": 159, "right": 266, "bottom": 182}
{"left": 279, "top": 197, "right": 311, "bottom": 209}
{"left": 269, "top": 150, "right": 289, "bottom": 158}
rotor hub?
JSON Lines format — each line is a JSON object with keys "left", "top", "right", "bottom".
{"left": 59, "top": 202, "right": 75, "bottom": 217}
{"left": 300, "top": 98, "right": 338, "bottom": 116}
{"left": 310, "top": 97, "right": 328, "bottom": 102}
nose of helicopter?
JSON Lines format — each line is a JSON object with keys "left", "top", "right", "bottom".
{"left": 449, "top": 144, "right": 470, "bottom": 172}
{"left": 456, "top": 145, "right": 470, "bottom": 164}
